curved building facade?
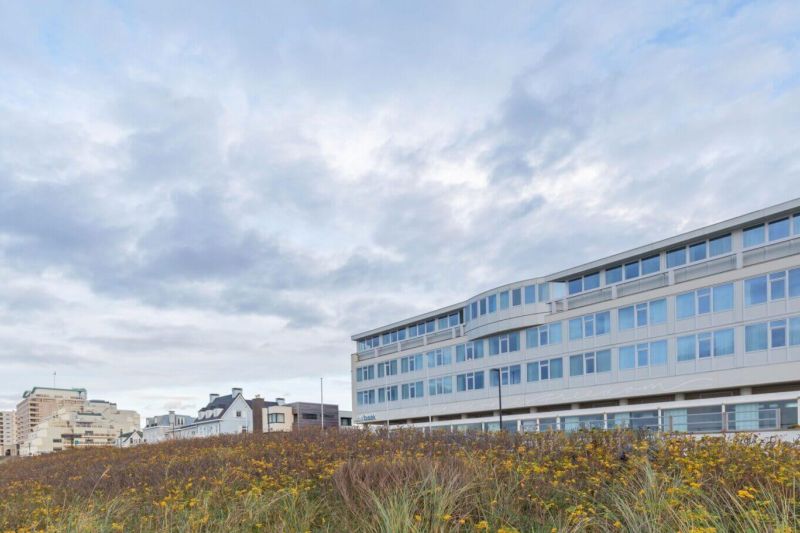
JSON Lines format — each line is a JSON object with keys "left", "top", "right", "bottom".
{"left": 351, "top": 199, "right": 800, "bottom": 435}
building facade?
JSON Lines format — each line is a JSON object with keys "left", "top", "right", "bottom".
{"left": 15, "top": 387, "right": 88, "bottom": 451}
{"left": 0, "top": 410, "right": 16, "bottom": 456}
{"left": 351, "top": 200, "right": 800, "bottom": 436}
{"left": 173, "top": 388, "right": 253, "bottom": 439}
{"left": 143, "top": 411, "right": 195, "bottom": 443}
{"left": 19, "top": 400, "right": 140, "bottom": 456}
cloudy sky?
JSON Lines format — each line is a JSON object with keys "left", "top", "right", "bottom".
{"left": 1, "top": 1, "right": 799, "bottom": 417}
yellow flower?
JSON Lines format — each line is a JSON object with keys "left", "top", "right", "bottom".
{"left": 414, "top": 514, "right": 422, "bottom": 522}
{"left": 737, "top": 489, "right": 755, "bottom": 500}
{"left": 613, "top": 521, "right": 622, "bottom": 529}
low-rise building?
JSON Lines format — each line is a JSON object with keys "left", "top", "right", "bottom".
{"left": 143, "top": 411, "right": 195, "bottom": 443}
{"left": 174, "top": 388, "right": 252, "bottom": 439}
{"left": 19, "top": 400, "right": 140, "bottom": 456}
{"left": 116, "top": 430, "right": 144, "bottom": 448}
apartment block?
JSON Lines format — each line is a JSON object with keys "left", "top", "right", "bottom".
{"left": 1, "top": 410, "right": 16, "bottom": 456}
{"left": 351, "top": 199, "right": 800, "bottom": 436}
{"left": 19, "top": 400, "right": 140, "bottom": 456}
{"left": 15, "top": 387, "right": 88, "bottom": 448}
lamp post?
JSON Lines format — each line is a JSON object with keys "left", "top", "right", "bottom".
{"left": 491, "top": 368, "right": 503, "bottom": 431}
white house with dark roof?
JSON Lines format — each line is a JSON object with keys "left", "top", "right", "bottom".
{"left": 116, "top": 430, "right": 144, "bottom": 448}
{"left": 173, "top": 388, "right": 253, "bottom": 439}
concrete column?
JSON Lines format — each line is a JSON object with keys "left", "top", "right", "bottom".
{"left": 619, "top": 398, "right": 628, "bottom": 406}
{"left": 740, "top": 387, "right": 752, "bottom": 395}
{"left": 571, "top": 403, "right": 580, "bottom": 410}
{"left": 529, "top": 407, "right": 537, "bottom": 414}
{"left": 675, "top": 393, "right": 685, "bottom": 401}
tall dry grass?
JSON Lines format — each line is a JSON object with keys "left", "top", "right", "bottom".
{"left": 0, "top": 429, "right": 798, "bottom": 532}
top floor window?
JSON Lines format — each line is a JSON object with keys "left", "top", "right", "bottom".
{"left": 524, "top": 285, "right": 536, "bottom": 304}
{"left": 743, "top": 214, "right": 800, "bottom": 249}
{"left": 666, "top": 233, "right": 732, "bottom": 268}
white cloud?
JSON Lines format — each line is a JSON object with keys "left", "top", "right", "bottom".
{"left": 0, "top": 0, "right": 799, "bottom": 417}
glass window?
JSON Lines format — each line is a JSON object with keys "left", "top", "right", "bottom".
{"left": 624, "top": 261, "right": 640, "bottom": 280}
{"left": 527, "top": 362, "right": 538, "bottom": 382}
{"left": 745, "top": 323, "right": 768, "bottom": 352}
{"left": 438, "top": 317, "right": 447, "bottom": 330}
{"left": 584, "top": 272, "right": 600, "bottom": 291}
{"left": 619, "top": 346, "right": 635, "bottom": 369}
{"left": 697, "top": 288, "right": 711, "bottom": 314}
{"left": 526, "top": 328, "right": 538, "bottom": 348}
{"left": 698, "top": 332, "right": 711, "bottom": 358}
{"left": 743, "top": 224, "right": 765, "bottom": 248}
{"left": 676, "top": 292, "right": 695, "bottom": 319}
{"left": 790, "top": 317, "right": 800, "bottom": 346}
{"left": 470, "top": 302, "right": 478, "bottom": 320}
{"left": 745, "top": 276, "right": 768, "bottom": 306}
{"left": 789, "top": 268, "right": 800, "bottom": 298}
{"left": 568, "top": 278, "right": 582, "bottom": 295}
{"left": 641, "top": 255, "right": 660, "bottom": 275}
{"left": 499, "top": 291, "right": 509, "bottom": 310}
{"left": 512, "top": 288, "right": 521, "bottom": 306}
{"left": 426, "top": 320, "right": 435, "bottom": 333}
{"left": 666, "top": 247, "right": 686, "bottom": 268}
{"left": 677, "top": 335, "right": 695, "bottom": 361}
{"left": 480, "top": 299, "right": 487, "bottom": 315}
{"left": 569, "top": 318, "right": 582, "bottom": 340}
{"left": 771, "top": 320, "right": 787, "bottom": 348}
{"left": 768, "top": 218, "right": 790, "bottom": 241}
{"left": 795, "top": 214, "right": 800, "bottom": 236}
{"left": 449, "top": 313, "right": 459, "bottom": 327}
{"left": 619, "top": 306, "right": 635, "bottom": 330}
{"left": 524, "top": 285, "right": 535, "bottom": 304}
{"left": 650, "top": 299, "right": 667, "bottom": 324}
{"left": 569, "top": 355, "right": 582, "bottom": 376}
{"left": 549, "top": 323, "right": 562, "bottom": 344}
{"left": 650, "top": 340, "right": 667, "bottom": 365}
{"left": 605, "top": 266, "right": 622, "bottom": 284}
{"left": 549, "top": 358, "right": 563, "bottom": 379}
{"left": 770, "top": 272, "right": 786, "bottom": 300}
{"left": 488, "top": 295, "right": 497, "bottom": 313}
{"left": 596, "top": 350, "right": 611, "bottom": 372}
{"left": 712, "top": 284, "right": 734, "bottom": 312}
{"left": 637, "top": 343, "right": 649, "bottom": 367}
{"left": 636, "top": 303, "right": 648, "bottom": 326}
{"left": 538, "top": 284, "right": 550, "bottom": 302}
{"left": 689, "top": 242, "right": 707, "bottom": 262}
{"left": 712, "top": 329, "right": 734, "bottom": 356}
{"left": 584, "top": 315, "right": 594, "bottom": 337}
{"left": 709, "top": 234, "right": 732, "bottom": 256}
{"left": 596, "top": 311, "right": 611, "bottom": 334}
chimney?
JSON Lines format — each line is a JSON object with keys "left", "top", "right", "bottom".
{"left": 209, "top": 393, "right": 219, "bottom": 403}
{"left": 169, "top": 410, "right": 175, "bottom": 415}
{"left": 232, "top": 387, "right": 243, "bottom": 397}
{"left": 275, "top": 397, "right": 285, "bottom": 406}
{"left": 251, "top": 396, "right": 265, "bottom": 434}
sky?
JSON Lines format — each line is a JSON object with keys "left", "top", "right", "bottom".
{"left": 0, "top": 1, "right": 799, "bottom": 417}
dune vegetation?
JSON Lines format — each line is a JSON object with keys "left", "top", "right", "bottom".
{"left": 0, "top": 429, "right": 798, "bottom": 532}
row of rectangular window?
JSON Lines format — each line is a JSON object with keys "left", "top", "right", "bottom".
{"left": 359, "top": 273, "right": 799, "bottom": 380}
{"left": 568, "top": 233, "right": 735, "bottom": 297}
{"left": 744, "top": 268, "right": 800, "bottom": 306}
{"left": 745, "top": 316, "right": 800, "bottom": 352}
{"left": 358, "top": 318, "right": 800, "bottom": 405}
{"left": 666, "top": 234, "right": 732, "bottom": 268}
{"left": 742, "top": 214, "right": 800, "bottom": 248}
{"left": 357, "top": 312, "right": 462, "bottom": 351}
{"left": 465, "top": 284, "right": 541, "bottom": 322}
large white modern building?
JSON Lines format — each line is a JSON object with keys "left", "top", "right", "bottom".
{"left": 351, "top": 200, "right": 800, "bottom": 435}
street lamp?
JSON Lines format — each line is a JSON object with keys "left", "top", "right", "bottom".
{"left": 491, "top": 368, "right": 503, "bottom": 431}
